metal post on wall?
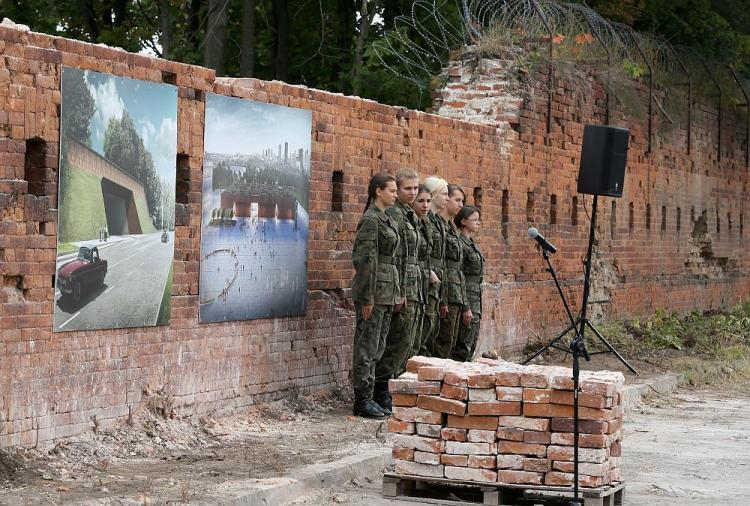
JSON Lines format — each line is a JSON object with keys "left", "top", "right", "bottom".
{"left": 530, "top": 0, "right": 554, "bottom": 136}
{"left": 629, "top": 31, "right": 654, "bottom": 154}
{"left": 699, "top": 57, "right": 723, "bottom": 163}
{"left": 728, "top": 66, "right": 750, "bottom": 170}
{"left": 579, "top": 11, "right": 612, "bottom": 125}
{"left": 669, "top": 46, "right": 693, "bottom": 156}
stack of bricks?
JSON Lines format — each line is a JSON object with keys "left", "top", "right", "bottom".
{"left": 388, "top": 357, "right": 625, "bottom": 489}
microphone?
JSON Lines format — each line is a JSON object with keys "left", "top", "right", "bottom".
{"left": 527, "top": 227, "right": 557, "bottom": 254}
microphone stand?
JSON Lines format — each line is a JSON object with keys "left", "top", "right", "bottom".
{"left": 539, "top": 245, "right": 591, "bottom": 506}
{"left": 523, "top": 195, "right": 637, "bottom": 375}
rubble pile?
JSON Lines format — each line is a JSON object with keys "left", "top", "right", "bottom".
{"left": 388, "top": 357, "right": 625, "bottom": 488}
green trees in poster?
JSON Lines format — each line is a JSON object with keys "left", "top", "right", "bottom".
{"left": 103, "top": 112, "right": 165, "bottom": 228}
{"left": 60, "top": 68, "right": 95, "bottom": 145}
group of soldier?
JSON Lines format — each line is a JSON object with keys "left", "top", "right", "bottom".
{"left": 350, "top": 170, "right": 485, "bottom": 419}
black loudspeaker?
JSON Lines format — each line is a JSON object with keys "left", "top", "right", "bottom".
{"left": 577, "top": 125, "right": 629, "bottom": 197}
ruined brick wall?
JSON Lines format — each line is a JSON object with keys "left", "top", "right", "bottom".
{"left": 1, "top": 27, "right": 748, "bottom": 447}
{"left": 434, "top": 52, "right": 750, "bottom": 351}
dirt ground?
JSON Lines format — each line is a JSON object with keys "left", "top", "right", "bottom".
{"left": 0, "top": 353, "right": 745, "bottom": 505}
{"left": 0, "top": 390, "right": 387, "bottom": 505}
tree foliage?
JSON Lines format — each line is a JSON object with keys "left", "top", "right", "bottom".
{"left": 60, "top": 68, "right": 96, "bottom": 145}
{"left": 2, "top": 0, "right": 749, "bottom": 109}
{"left": 103, "top": 112, "right": 164, "bottom": 227}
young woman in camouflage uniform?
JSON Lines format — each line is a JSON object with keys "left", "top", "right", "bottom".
{"left": 420, "top": 176, "right": 449, "bottom": 356}
{"left": 373, "top": 169, "right": 421, "bottom": 412}
{"left": 410, "top": 185, "right": 433, "bottom": 357}
{"left": 350, "top": 172, "right": 400, "bottom": 419}
{"left": 434, "top": 184, "right": 467, "bottom": 359}
{"left": 452, "top": 205, "right": 484, "bottom": 361}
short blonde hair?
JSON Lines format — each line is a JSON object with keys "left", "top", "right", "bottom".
{"left": 423, "top": 176, "right": 448, "bottom": 196}
{"left": 395, "top": 168, "right": 419, "bottom": 187}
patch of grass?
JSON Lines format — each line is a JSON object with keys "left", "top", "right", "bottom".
{"left": 597, "top": 303, "right": 750, "bottom": 360}
{"left": 526, "top": 302, "right": 750, "bottom": 387}
{"left": 156, "top": 262, "right": 173, "bottom": 326}
{"left": 135, "top": 197, "right": 157, "bottom": 234}
{"left": 58, "top": 166, "right": 107, "bottom": 242}
{"left": 56, "top": 242, "right": 79, "bottom": 255}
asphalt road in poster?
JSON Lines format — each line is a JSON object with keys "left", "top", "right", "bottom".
{"left": 54, "top": 232, "right": 174, "bottom": 332}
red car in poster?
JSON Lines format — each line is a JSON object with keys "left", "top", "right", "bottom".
{"left": 57, "top": 246, "right": 107, "bottom": 302}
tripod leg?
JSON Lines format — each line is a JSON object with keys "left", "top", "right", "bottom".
{"left": 586, "top": 320, "right": 638, "bottom": 375}
{"left": 522, "top": 323, "right": 576, "bottom": 365}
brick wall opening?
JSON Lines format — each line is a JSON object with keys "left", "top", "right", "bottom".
{"left": 161, "top": 71, "right": 177, "bottom": 85}
{"left": 24, "top": 138, "right": 49, "bottom": 197}
{"left": 728, "top": 212, "right": 732, "bottom": 233}
{"left": 175, "top": 153, "right": 190, "bottom": 205}
{"left": 331, "top": 171, "right": 344, "bottom": 212}
{"left": 646, "top": 204, "right": 651, "bottom": 230}
{"left": 473, "top": 186, "right": 482, "bottom": 210}
{"left": 610, "top": 201, "right": 616, "bottom": 239}
{"left": 571, "top": 196, "right": 578, "bottom": 227}
{"left": 550, "top": 194, "right": 557, "bottom": 224}
{"left": 629, "top": 202, "right": 634, "bottom": 234}
{"left": 661, "top": 206, "right": 667, "bottom": 232}
{"left": 716, "top": 210, "right": 721, "bottom": 235}
{"left": 526, "top": 191, "right": 534, "bottom": 224}
{"left": 677, "top": 207, "right": 682, "bottom": 234}
{"left": 741, "top": 213, "right": 744, "bottom": 238}
{"left": 501, "top": 190, "right": 509, "bottom": 241}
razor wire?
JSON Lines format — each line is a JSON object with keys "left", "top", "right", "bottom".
{"left": 372, "top": 0, "right": 750, "bottom": 118}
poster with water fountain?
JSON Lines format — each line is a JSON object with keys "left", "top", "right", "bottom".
{"left": 199, "top": 95, "right": 312, "bottom": 322}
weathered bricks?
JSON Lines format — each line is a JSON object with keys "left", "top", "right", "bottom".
{"left": 387, "top": 357, "right": 625, "bottom": 488}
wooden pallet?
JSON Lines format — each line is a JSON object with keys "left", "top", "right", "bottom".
{"left": 382, "top": 472, "right": 625, "bottom": 506}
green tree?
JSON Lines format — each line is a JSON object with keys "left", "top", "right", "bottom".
{"left": 103, "top": 111, "right": 164, "bottom": 227}
{"left": 60, "top": 68, "right": 95, "bottom": 145}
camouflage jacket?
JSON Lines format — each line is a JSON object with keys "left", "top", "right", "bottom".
{"left": 442, "top": 221, "right": 467, "bottom": 307}
{"left": 351, "top": 205, "right": 401, "bottom": 306}
{"left": 386, "top": 200, "right": 421, "bottom": 302}
{"left": 416, "top": 217, "right": 432, "bottom": 304}
{"left": 425, "top": 210, "right": 447, "bottom": 301}
{"left": 459, "top": 234, "right": 484, "bottom": 315}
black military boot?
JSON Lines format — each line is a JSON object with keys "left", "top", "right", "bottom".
{"left": 353, "top": 393, "right": 386, "bottom": 419}
{"left": 372, "top": 382, "right": 392, "bottom": 416}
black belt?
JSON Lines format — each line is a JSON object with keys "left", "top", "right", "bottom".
{"left": 405, "top": 258, "right": 418, "bottom": 265}
{"left": 378, "top": 255, "right": 395, "bottom": 265}
{"left": 465, "top": 275, "right": 483, "bottom": 283}
{"left": 445, "top": 260, "right": 462, "bottom": 269}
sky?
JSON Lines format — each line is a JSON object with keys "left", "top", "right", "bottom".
{"left": 204, "top": 94, "right": 312, "bottom": 160}
{"left": 62, "top": 67, "right": 178, "bottom": 184}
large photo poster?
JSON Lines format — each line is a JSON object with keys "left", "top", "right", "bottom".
{"left": 54, "top": 67, "right": 177, "bottom": 332}
{"left": 200, "top": 95, "right": 312, "bottom": 322}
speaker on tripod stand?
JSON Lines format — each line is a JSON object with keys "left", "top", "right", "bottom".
{"left": 524, "top": 124, "right": 636, "bottom": 506}
{"left": 524, "top": 124, "right": 636, "bottom": 372}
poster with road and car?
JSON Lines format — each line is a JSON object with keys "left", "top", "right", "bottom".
{"left": 199, "top": 94, "right": 312, "bottom": 322}
{"left": 54, "top": 67, "right": 177, "bottom": 332}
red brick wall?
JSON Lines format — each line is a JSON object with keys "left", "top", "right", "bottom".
{"left": 1, "top": 27, "right": 748, "bottom": 447}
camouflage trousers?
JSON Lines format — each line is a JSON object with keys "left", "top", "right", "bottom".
{"left": 433, "top": 303, "right": 462, "bottom": 359}
{"left": 451, "top": 314, "right": 481, "bottom": 362}
{"left": 419, "top": 297, "right": 440, "bottom": 356}
{"left": 410, "top": 303, "right": 426, "bottom": 357}
{"left": 375, "top": 301, "right": 420, "bottom": 385}
{"left": 352, "top": 303, "right": 392, "bottom": 397}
